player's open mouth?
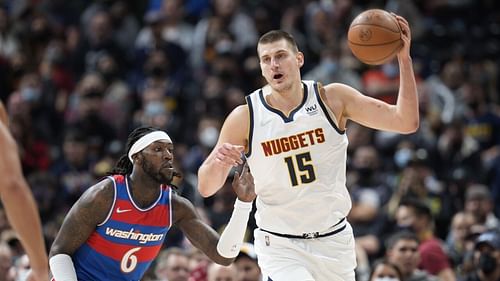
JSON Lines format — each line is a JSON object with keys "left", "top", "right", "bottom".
{"left": 273, "top": 73, "right": 283, "bottom": 80}
{"left": 162, "top": 163, "right": 173, "bottom": 170}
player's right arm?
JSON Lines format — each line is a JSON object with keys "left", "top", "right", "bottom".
{"left": 197, "top": 105, "right": 250, "bottom": 197}
{"left": 176, "top": 163, "right": 255, "bottom": 265}
{"left": 49, "top": 179, "right": 114, "bottom": 280}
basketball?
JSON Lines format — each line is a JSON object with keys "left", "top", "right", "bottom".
{"left": 347, "top": 9, "right": 403, "bottom": 65}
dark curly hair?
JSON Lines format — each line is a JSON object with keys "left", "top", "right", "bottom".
{"left": 108, "top": 126, "right": 159, "bottom": 175}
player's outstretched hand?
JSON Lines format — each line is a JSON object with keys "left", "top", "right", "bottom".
{"left": 232, "top": 162, "right": 256, "bottom": 203}
{"left": 213, "top": 143, "right": 244, "bottom": 168}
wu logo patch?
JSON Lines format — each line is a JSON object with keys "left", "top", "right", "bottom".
{"left": 305, "top": 104, "right": 318, "bottom": 115}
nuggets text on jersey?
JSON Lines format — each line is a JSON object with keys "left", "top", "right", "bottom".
{"left": 261, "top": 128, "right": 325, "bottom": 157}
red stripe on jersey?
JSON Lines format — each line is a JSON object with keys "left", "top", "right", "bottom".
{"left": 87, "top": 232, "right": 162, "bottom": 262}
{"left": 114, "top": 175, "right": 125, "bottom": 184}
{"left": 110, "top": 200, "right": 170, "bottom": 227}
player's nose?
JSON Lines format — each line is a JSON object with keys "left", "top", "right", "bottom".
{"left": 162, "top": 149, "right": 173, "bottom": 160}
{"left": 271, "top": 57, "right": 280, "bottom": 68}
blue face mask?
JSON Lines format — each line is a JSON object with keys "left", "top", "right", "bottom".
{"left": 21, "top": 87, "right": 41, "bottom": 102}
{"left": 394, "top": 148, "right": 413, "bottom": 168}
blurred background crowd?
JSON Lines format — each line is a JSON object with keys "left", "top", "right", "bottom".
{"left": 0, "top": 0, "right": 499, "bottom": 280}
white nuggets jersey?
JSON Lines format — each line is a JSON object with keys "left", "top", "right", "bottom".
{"left": 245, "top": 80, "right": 351, "bottom": 235}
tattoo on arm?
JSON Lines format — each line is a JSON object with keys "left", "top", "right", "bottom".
{"left": 49, "top": 179, "right": 115, "bottom": 257}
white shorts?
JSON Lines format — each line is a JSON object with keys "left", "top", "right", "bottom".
{"left": 254, "top": 221, "right": 356, "bottom": 281}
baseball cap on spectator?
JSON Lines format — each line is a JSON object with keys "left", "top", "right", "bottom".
{"left": 475, "top": 230, "right": 500, "bottom": 250}
{"left": 465, "top": 184, "right": 491, "bottom": 201}
{"left": 236, "top": 242, "right": 257, "bottom": 262}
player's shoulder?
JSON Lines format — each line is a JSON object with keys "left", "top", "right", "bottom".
{"left": 171, "top": 191, "right": 189, "bottom": 207}
{"left": 80, "top": 177, "right": 115, "bottom": 205}
{"left": 171, "top": 191, "right": 197, "bottom": 223}
{"left": 70, "top": 177, "right": 115, "bottom": 222}
{"left": 226, "top": 104, "right": 250, "bottom": 123}
{"left": 323, "top": 82, "right": 356, "bottom": 93}
{"left": 323, "top": 82, "right": 361, "bottom": 100}
{"left": 232, "top": 104, "right": 250, "bottom": 114}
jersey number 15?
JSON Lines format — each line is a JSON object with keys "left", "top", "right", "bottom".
{"left": 284, "top": 152, "right": 316, "bottom": 186}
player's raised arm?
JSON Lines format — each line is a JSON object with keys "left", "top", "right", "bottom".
{"left": 324, "top": 15, "right": 418, "bottom": 134}
{"left": 49, "top": 179, "right": 114, "bottom": 280}
{"left": 197, "top": 105, "right": 249, "bottom": 197}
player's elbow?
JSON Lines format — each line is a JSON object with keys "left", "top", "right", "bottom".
{"left": 400, "top": 119, "right": 419, "bottom": 134}
{"left": 395, "top": 115, "right": 419, "bottom": 134}
{"left": 198, "top": 183, "right": 215, "bottom": 198}
{"left": 0, "top": 178, "right": 29, "bottom": 198}
{"left": 197, "top": 168, "right": 218, "bottom": 197}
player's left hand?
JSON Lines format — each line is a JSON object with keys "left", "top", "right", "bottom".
{"left": 232, "top": 162, "right": 256, "bottom": 203}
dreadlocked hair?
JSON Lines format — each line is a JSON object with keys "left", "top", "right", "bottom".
{"left": 108, "top": 126, "right": 159, "bottom": 175}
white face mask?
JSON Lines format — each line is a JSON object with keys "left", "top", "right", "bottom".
{"left": 373, "top": 278, "right": 400, "bottom": 281}
{"left": 199, "top": 126, "right": 219, "bottom": 148}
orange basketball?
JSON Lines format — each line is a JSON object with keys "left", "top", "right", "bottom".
{"left": 347, "top": 9, "right": 403, "bottom": 65}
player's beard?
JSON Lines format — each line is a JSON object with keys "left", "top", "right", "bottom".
{"left": 141, "top": 160, "right": 173, "bottom": 185}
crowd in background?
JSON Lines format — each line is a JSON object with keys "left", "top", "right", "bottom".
{"left": 0, "top": 0, "right": 499, "bottom": 280}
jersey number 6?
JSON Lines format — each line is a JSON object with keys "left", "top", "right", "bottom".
{"left": 284, "top": 152, "right": 316, "bottom": 186}
{"left": 121, "top": 247, "right": 141, "bottom": 273}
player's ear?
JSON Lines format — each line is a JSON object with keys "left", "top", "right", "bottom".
{"left": 132, "top": 153, "right": 142, "bottom": 164}
{"left": 297, "top": 52, "right": 304, "bottom": 68}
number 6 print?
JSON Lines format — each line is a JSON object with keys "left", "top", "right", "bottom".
{"left": 121, "top": 247, "right": 141, "bottom": 273}
{"left": 284, "top": 152, "right": 316, "bottom": 186}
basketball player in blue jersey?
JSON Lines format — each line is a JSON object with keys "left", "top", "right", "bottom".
{"left": 49, "top": 126, "right": 255, "bottom": 281}
{"left": 0, "top": 102, "right": 48, "bottom": 281}
{"left": 198, "top": 15, "right": 418, "bottom": 281}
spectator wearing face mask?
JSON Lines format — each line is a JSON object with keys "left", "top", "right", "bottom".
{"left": 369, "top": 259, "right": 403, "bottom": 281}
{"left": 182, "top": 115, "right": 223, "bottom": 174}
{"left": 348, "top": 145, "right": 392, "bottom": 259}
{"left": 461, "top": 230, "right": 500, "bottom": 281}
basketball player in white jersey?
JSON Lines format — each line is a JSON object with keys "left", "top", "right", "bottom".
{"left": 198, "top": 14, "right": 417, "bottom": 281}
